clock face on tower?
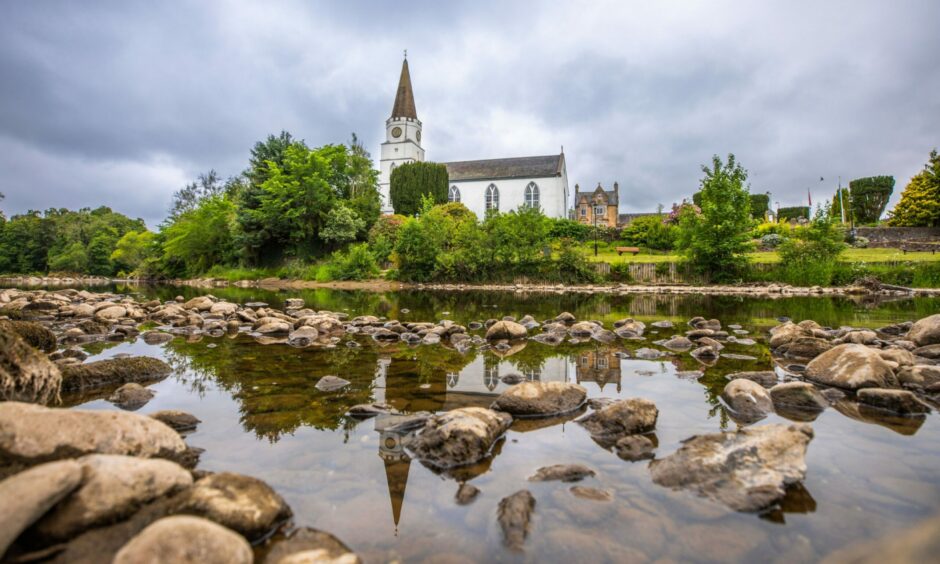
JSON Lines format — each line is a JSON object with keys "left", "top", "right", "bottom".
{"left": 391, "top": 126, "right": 402, "bottom": 138}
{"left": 416, "top": 131, "right": 421, "bottom": 143}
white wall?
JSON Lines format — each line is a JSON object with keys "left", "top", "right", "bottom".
{"left": 451, "top": 175, "right": 568, "bottom": 219}
{"left": 378, "top": 116, "right": 424, "bottom": 212}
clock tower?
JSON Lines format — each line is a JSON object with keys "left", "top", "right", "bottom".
{"left": 378, "top": 54, "right": 424, "bottom": 213}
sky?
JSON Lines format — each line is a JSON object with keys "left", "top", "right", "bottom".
{"left": 1, "top": 0, "right": 937, "bottom": 228}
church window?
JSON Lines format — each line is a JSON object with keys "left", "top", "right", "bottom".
{"left": 524, "top": 182, "right": 540, "bottom": 209}
{"left": 485, "top": 184, "right": 499, "bottom": 212}
{"left": 449, "top": 185, "right": 461, "bottom": 203}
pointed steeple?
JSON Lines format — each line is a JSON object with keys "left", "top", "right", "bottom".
{"left": 382, "top": 454, "right": 411, "bottom": 532}
{"left": 391, "top": 57, "right": 418, "bottom": 119}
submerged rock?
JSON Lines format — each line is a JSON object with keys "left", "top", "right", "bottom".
{"left": 409, "top": 407, "right": 512, "bottom": 469}
{"left": 721, "top": 379, "right": 773, "bottom": 422}
{"left": 0, "top": 325, "right": 62, "bottom": 404}
{"left": 61, "top": 356, "right": 172, "bottom": 392}
{"left": 108, "top": 383, "right": 156, "bottom": 411}
{"left": 262, "top": 527, "right": 360, "bottom": 564}
{"left": 650, "top": 423, "right": 814, "bottom": 512}
{"left": 528, "top": 464, "right": 595, "bottom": 483}
{"left": 726, "top": 371, "right": 778, "bottom": 388}
{"left": 804, "top": 344, "right": 896, "bottom": 390}
{"left": 615, "top": 434, "right": 656, "bottom": 461}
{"left": 662, "top": 336, "right": 694, "bottom": 350}
{"left": 180, "top": 472, "right": 292, "bottom": 541}
{"left": 346, "top": 403, "right": 399, "bottom": 419}
{"left": 857, "top": 388, "right": 931, "bottom": 415}
{"left": 577, "top": 398, "right": 658, "bottom": 445}
{"left": 634, "top": 347, "right": 664, "bottom": 360}
{"left": 315, "top": 375, "right": 350, "bottom": 392}
{"left": 34, "top": 454, "right": 193, "bottom": 541}
{"left": 490, "top": 381, "right": 587, "bottom": 417}
{"left": 149, "top": 410, "right": 201, "bottom": 433}
{"left": 141, "top": 331, "right": 175, "bottom": 345}
{"left": 455, "top": 483, "right": 480, "bottom": 505}
{"left": 0, "top": 402, "right": 188, "bottom": 471}
{"left": 485, "top": 320, "right": 528, "bottom": 341}
{"left": 113, "top": 516, "right": 252, "bottom": 564}
{"left": 497, "top": 490, "right": 535, "bottom": 551}
{"left": 0, "top": 460, "right": 83, "bottom": 556}
{"left": 769, "top": 382, "right": 829, "bottom": 413}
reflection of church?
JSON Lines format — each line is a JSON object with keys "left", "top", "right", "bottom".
{"left": 575, "top": 349, "right": 622, "bottom": 392}
{"left": 374, "top": 412, "right": 415, "bottom": 534}
{"left": 443, "top": 356, "right": 572, "bottom": 410}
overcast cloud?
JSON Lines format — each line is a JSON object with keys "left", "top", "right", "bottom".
{"left": 1, "top": 0, "right": 937, "bottom": 228}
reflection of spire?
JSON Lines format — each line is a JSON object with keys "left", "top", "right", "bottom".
{"left": 375, "top": 413, "right": 413, "bottom": 534}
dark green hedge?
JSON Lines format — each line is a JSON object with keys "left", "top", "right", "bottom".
{"left": 777, "top": 206, "right": 810, "bottom": 221}
{"left": 849, "top": 176, "right": 894, "bottom": 224}
{"left": 692, "top": 191, "right": 768, "bottom": 219}
{"left": 390, "top": 162, "right": 449, "bottom": 216}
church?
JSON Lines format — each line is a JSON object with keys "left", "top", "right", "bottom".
{"left": 377, "top": 57, "right": 570, "bottom": 219}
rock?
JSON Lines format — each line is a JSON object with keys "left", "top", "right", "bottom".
{"left": 613, "top": 319, "right": 645, "bottom": 337}
{"left": 61, "top": 356, "right": 172, "bottom": 392}
{"left": 497, "top": 490, "right": 535, "bottom": 551}
{"left": 346, "top": 403, "right": 398, "bottom": 419}
{"left": 0, "top": 460, "right": 83, "bottom": 556}
{"left": 727, "top": 371, "right": 778, "bottom": 388}
{"left": 662, "top": 336, "right": 694, "bottom": 350}
{"left": 141, "top": 331, "right": 174, "bottom": 345}
{"left": 95, "top": 305, "right": 128, "bottom": 320}
{"left": 721, "top": 379, "right": 773, "bottom": 421}
{"left": 182, "top": 296, "right": 214, "bottom": 311}
{"left": 912, "top": 344, "right": 940, "bottom": 359}
{"left": 615, "top": 434, "right": 656, "bottom": 461}
{"left": 569, "top": 486, "right": 613, "bottom": 502}
{"left": 315, "top": 376, "right": 350, "bottom": 392}
{"left": 805, "top": 344, "right": 896, "bottom": 390}
{"left": 822, "top": 511, "right": 940, "bottom": 564}
{"left": 108, "top": 383, "right": 156, "bottom": 411}
{"left": 577, "top": 398, "right": 658, "bottom": 444}
{"left": 591, "top": 329, "right": 617, "bottom": 343}
{"left": 34, "top": 454, "right": 192, "bottom": 541}
{"left": 778, "top": 337, "right": 833, "bottom": 359}
{"left": 531, "top": 332, "right": 564, "bottom": 346}
{"left": 0, "top": 320, "right": 56, "bottom": 352}
{"left": 284, "top": 298, "right": 305, "bottom": 309}
{"left": 568, "top": 321, "right": 598, "bottom": 337}
{"left": 485, "top": 320, "right": 528, "bottom": 341}
{"left": 857, "top": 388, "right": 931, "bottom": 415}
{"left": 907, "top": 314, "right": 940, "bottom": 346}
{"left": 490, "top": 381, "right": 586, "bottom": 417}
{"left": 0, "top": 325, "right": 62, "bottom": 404}
{"left": 554, "top": 312, "right": 576, "bottom": 324}
{"left": 288, "top": 326, "right": 320, "bottom": 347}
{"left": 455, "top": 483, "right": 480, "bottom": 505}
{"left": 113, "top": 516, "right": 252, "bottom": 564}
{"left": 500, "top": 373, "right": 525, "bottom": 385}
{"left": 650, "top": 423, "right": 814, "bottom": 512}
{"left": 149, "top": 410, "right": 201, "bottom": 433}
{"left": 256, "top": 320, "right": 292, "bottom": 335}
{"left": 409, "top": 407, "right": 512, "bottom": 469}
{"left": 263, "top": 527, "right": 359, "bottom": 564}
{"left": 0, "top": 402, "right": 188, "bottom": 469}
{"left": 180, "top": 472, "right": 292, "bottom": 541}
{"left": 840, "top": 330, "right": 878, "bottom": 345}
{"left": 690, "top": 345, "right": 720, "bottom": 360}
{"left": 651, "top": 320, "right": 674, "bottom": 329}
{"left": 634, "top": 347, "right": 663, "bottom": 360}
{"left": 769, "top": 382, "right": 829, "bottom": 412}
{"left": 528, "top": 464, "right": 595, "bottom": 482}
{"left": 209, "top": 302, "right": 238, "bottom": 315}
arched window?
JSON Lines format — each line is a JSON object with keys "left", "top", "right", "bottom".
{"left": 524, "top": 182, "right": 540, "bottom": 209}
{"left": 485, "top": 184, "right": 499, "bottom": 212}
{"left": 449, "top": 185, "right": 460, "bottom": 203}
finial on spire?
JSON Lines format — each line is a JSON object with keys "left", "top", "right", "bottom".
{"left": 404, "top": 49, "right": 407, "bottom": 59}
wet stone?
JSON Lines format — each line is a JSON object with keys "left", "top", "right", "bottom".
{"left": 528, "top": 464, "right": 595, "bottom": 483}
{"left": 107, "top": 383, "right": 156, "bottom": 411}
{"left": 455, "top": 483, "right": 480, "bottom": 505}
{"left": 569, "top": 486, "right": 613, "bottom": 502}
{"left": 315, "top": 375, "right": 351, "bottom": 392}
{"left": 497, "top": 490, "right": 535, "bottom": 551}
{"left": 149, "top": 410, "right": 201, "bottom": 433}
{"left": 857, "top": 388, "right": 931, "bottom": 415}
{"left": 615, "top": 434, "right": 656, "bottom": 461}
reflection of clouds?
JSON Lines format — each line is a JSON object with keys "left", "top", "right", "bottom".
{"left": 446, "top": 356, "right": 570, "bottom": 397}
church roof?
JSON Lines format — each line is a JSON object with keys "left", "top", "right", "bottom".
{"left": 391, "top": 58, "right": 418, "bottom": 119}
{"left": 444, "top": 154, "right": 565, "bottom": 182}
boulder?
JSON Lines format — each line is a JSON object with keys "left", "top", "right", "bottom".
{"left": 256, "top": 320, "right": 292, "bottom": 335}
{"left": 497, "top": 490, "right": 535, "bottom": 551}
{"left": 912, "top": 344, "right": 940, "bottom": 359}
{"left": 113, "top": 516, "right": 252, "bottom": 564}
{"left": 907, "top": 314, "right": 940, "bottom": 347}
{"left": 61, "top": 356, "right": 172, "bottom": 392}
{"left": 409, "top": 407, "right": 512, "bottom": 469}
{"left": 769, "top": 382, "right": 829, "bottom": 412}
{"left": 179, "top": 472, "right": 292, "bottom": 541}
{"left": 315, "top": 376, "right": 350, "bottom": 392}
{"left": 209, "top": 302, "right": 238, "bottom": 316}
{"left": 141, "top": 331, "right": 174, "bottom": 345}
{"left": 34, "top": 454, "right": 193, "bottom": 541}
{"left": 288, "top": 326, "right": 320, "bottom": 347}
{"left": 455, "top": 483, "right": 480, "bottom": 505}
{"left": 0, "top": 460, "right": 83, "bottom": 556}
{"left": 108, "top": 383, "right": 155, "bottom": 411}
{"left": 577, "top": 398, "right": 658, "bottom": 444}
{"left": 662, "top": 336, "right": 694, "bottom": 350}
{"left": 568, "top": 321, "right": 599, "bottom": 337}
{"left": 857, "top": 388, "right": 931, "bottom": 415}
{"left": 805, "top": 344, "right": 896, "bottom": 390}
{"left": 840, "top": 330, "right": 878, "bottom": 345}
{"left": 650, "top": 423, "right": 814, "bottom": 512}
{"left": 0, "top": 402, "right": 188, "bottom": 469}
{"left": 95, "top": 305, "right": 127, "bottom": 321}
{"left": 528, "top": 464, "right": 595, "bottom": 483}
{"left": 149, "top": 410, "right": 201, "bottom": 433}
{"left": 182, "top": 296, "right": 214, "bottom": 312}
{"left": 615, "top": 435, "right": 656, "bottom": 461}
{"left": 485, "top": 320, "right": 528, "bottom": 341}
{"left": 0, "top": 320, "right": 56, "bottom": 352}
{"left": 490, "top": 381, "right": 586, "bottom": 417}
{"left": 726, "top": 371, "right": 778, "bottom": 388}
{"left": 0, "top": 325, "right": 62, "bottom": 404}
{"left": 554, "top": 312, "right": 576, "bottom": 324}
{"left": 721, "top": 379, "right": 773, "bottom": 421}
{"left": 778, "top": 336, "right": 833, "bottom": 359}
{"left": 263, "top": 527, "right": 360, "bottom": 564}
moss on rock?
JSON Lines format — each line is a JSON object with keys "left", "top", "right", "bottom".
{"left": 61, "top": 357, "right": 172, "bottom": 392}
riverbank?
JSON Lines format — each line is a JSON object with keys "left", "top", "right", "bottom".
{"left": 3, "top": 274, "right": 940, "bottom": 297}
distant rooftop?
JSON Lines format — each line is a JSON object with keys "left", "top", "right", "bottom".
{"left": 444, "top": 154, "right": 564, "bottom": 182}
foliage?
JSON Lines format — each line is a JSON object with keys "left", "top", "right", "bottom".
{"left": 664, "top": 201, "right": 700, "bottom": 225}
{"left": 760, "top": 233, "right": 784, "bottom": 249}
{"left": 849, "top": 175, "right": 894, "bottom": 224}
{"left": 389, "top": 161, "right": 449, "bottom": 216}
{"left": 777, "top": 206, "right": 810, "bottom": 221}
{"left": 749, "top": 193, "right": 770, "bottom": 219}
{"left": 368, "top": 214, "right": 406, "bottom": 263}
{"left": 556, "top": 238, "right": 599, "bottom": 283}
{"left": 675, "top": 154, "right": 753, "bottom": 281}
{"left": 830, "top": 187, "right": 851, "bottom": 222}
{"left": 320, "top": 203, "right": 365, "bottom": 246}
{"left": 394, "top": 199, "right": 446, "bottom": 282}
{"left": 620, "top": 215, "right": 677, "bottom": 250}
{"left": 852, "top": 236, "right": 869, "bottom": 249}
{"left": 47, "top": 241, "right": 88, "bottom": 272}
{"left": 161, "top": 195, "right": 237, "bottom": 277}
{"left": 776, "top": 207, "right": 846, "bottom": 285}
{"left": 547, "top": 218, "right": 591, "bottom": 241}
{"left": 888, "top": 149, "right": 940, "bottom": 227}
{"left": 753, "top": 220, "right": 794, "bottom": 237}
{"left": 327, "top": 243, "right": 380, "bottom": 280}
{"left": 110, "top": 230, "right": 157, "bottom": 275}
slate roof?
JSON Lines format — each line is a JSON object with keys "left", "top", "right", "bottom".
{"left": 391, "top": 59, "right": 417, "bottom": 119}
{"left": 444, "top": 154, "right": 565, "bottom": 182}
{"left": 576, "top": 183, "right": 618, "bottom": 206}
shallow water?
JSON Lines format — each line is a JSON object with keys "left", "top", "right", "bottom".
{"left": 57, "top": 286, "right": 940, "bottom": 562}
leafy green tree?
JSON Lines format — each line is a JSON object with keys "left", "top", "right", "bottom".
{"left": 889, "top": 150, "right": 940, "bottom": 227}
{"left": 86, "top": 227, "right": 119, "bottom": 275}
{"left": 161, "top": 195, "right": 237, "bottom": 276}
{"left": 778, "top": 206, "right": 810, "bottom": 221}
{"left": 849, "top": 175, "right": 894, "bottom": 224}
{"left": 778, "top": 207, "right": 846, "bottom": 285}
{"left": 48, "top": 241, "right": 88, "bottom": 272}
{"left": 830, "top": 187, "right": 852, "bottom": 222}
{"left": 483, "top": 206, "right": 550, "bottom": 267}
{"left": 620, "top": 215, "right": 677, "bottom": 250}
{"left": 389, "top": 162, "right": 448, "bottom": 216}
{"left": 675, "top": 154, "right": 753, "bottom": 280}
{"left": 321, "top": 203, "right": 365, "bottom": 245}
{"left": 111, "top": 230, "right": 157, "bottom": 274}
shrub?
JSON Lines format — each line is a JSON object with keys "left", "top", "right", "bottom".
{"left": 851, "top": 236, "right": 869, "bottom": 249}
{"left": 888, "top": 150, "right": 940, "bottom": 227}
{"left": 760, "top": 234, "right": 784, "bottom": 249}
{"left": 776, "top": 209, "right": 846, "bottom": 285}
{"left": 608, "top": 262, "right": 633, "bottom": 283}
{"left": 389, "top": 162, "right": 449, "bottom": 216}
{"left": 329, "top": 243, "right": 379, "bottom": 280}
{"left": 849, "top": 176, "right": 894, "bottom": 224}
{"left": 556, "top": 238, "right": 598, "bottom": 283}
{"left": 548, "top": 218, "right": 592, "bottom": 241}
{"left": 749, "top": 193, "right": 770, "bottom": 219}
{"left": 368, "top": 214, "right": 406, "bottom": 263}
{"left": 777, "top": 206, "right": 810, "bottom": 221}
{"left": 620, "top": 215, "right": 677, "bottom": 250}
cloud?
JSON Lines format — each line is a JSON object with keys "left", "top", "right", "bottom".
{"left": 0, "top": 0, "right": 937, "bottom": 223}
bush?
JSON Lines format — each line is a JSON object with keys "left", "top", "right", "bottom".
{"left": 753, "top": 221, "right": 793, "bottom": 237}
{"left": 368, "top": 214, "right": 406, "bottom": 263}
{"left": 389, "top": 162, "right": 449, "bottom": 216}
{"left": 749, "top": 193, "right": 770, "bottom": 219}
{"left": 776, "top": 210, "right": 846, "bottom": 285}
{"left": 849, "top": 176, "right": 894, "bottom": 224}
{"left": 777, "top": 206, "right": 810, "bottom": 221}
{"left": 851, "top": 236, "right": 869, "bottom": 248}
{"left": 620, "top": 215, "right": 677, "bottom": 250}
{"left": 760, "top": 234, "right": 784, "bottom": 249}
{"left": 888, "top": 150, "right": 940, "bottom": 227}
{"left": 608, "top": 262, "right": 633, "bottom": 283}
{"left": 328, "top": 243, "right": 380, "bottom": 280}
{"left": 556, "top": 238, "right": 598, "bottom": 283}
{"left": 548, "top": 218, "right": 591, "bottom": 241}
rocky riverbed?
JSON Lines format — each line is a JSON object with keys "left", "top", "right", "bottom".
{"left": 1, "top": 286, "right": 939, "bottom": 561}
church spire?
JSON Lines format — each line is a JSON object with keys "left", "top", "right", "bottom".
{"left": 391, "top": 56, "right": 418, "bottom": 120}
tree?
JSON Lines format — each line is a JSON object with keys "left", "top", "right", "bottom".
{"left": 849, "top": 175, "right": 894, "bottom": 224}
{"left": 161, "top": 195, "right": 237, "bottom": 276}
{"left": 778, "top": 206, "right": 810, "bottom": 222}
{"left": 168, "top": 170, "right": 225, "bottom": 220}
{"left": 389, "top": 162, "right": 449, "bottom": 216}
{"left": 620, "top": 215, "right": 677, "bottom": 250}
{"left": 777, "top": 206, "right": 846, "bottom": 285}
{"left": 321, "top": 203, "right": 365, "bottom": 245}
{"left": 675, "top": 154, "right": 753, "bottom": 280}
{"left": 111, "top": 230, "right": 157, "bottom": 274}
{"left": 889, "top": 150, "right": 940, "bottom": 227}
{"left": 48, "top": 241, "right": 88, "bottom": 272}
{"left": 830, "top": 187, "right": 851, "bottom": 222}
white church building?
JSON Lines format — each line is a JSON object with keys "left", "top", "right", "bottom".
{"left": 377, "top": 57, "right": 570, "bottom": 219}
